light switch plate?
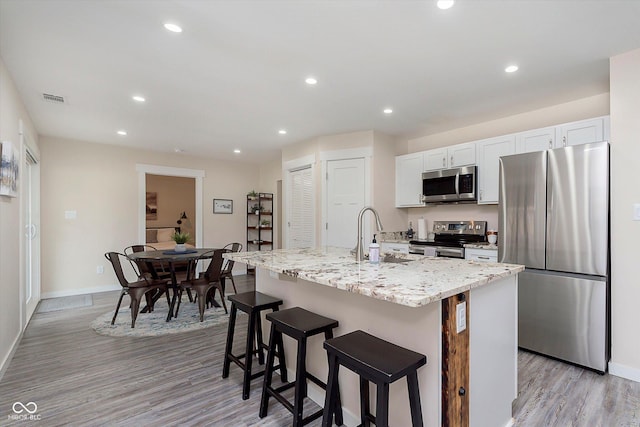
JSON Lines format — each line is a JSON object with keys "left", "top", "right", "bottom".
{"left": 634, "top": 204, "right": 640, "bottom": 221}
{"left": 64, "top": 210, "right": 77, "bottom": 219}
{"left": 456, "top": 301, "right": 467, "bottom": 333}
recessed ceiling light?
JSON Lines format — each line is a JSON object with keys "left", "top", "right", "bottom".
{"left": 505, "top": 65, "right": 519, "bottom": 73}
{"left": 164, "top": 23, "right": 183, "bottom": 33}
{"left": 278, "top": 129, "right": 287, "bottom": 135}
{"left": 233, "top": 149, "right": 241, "bottom": 154}
{"left": 174, "top": 148, "right": 185, "bottom": 153}
{"left": 383, "top": 108, "right": 393, "bottom": 114}
{"left": 117, "top": 130, "right": 127, "bottom": 136}
{"left": 132, "top": 95, "right": 146, "bottom": 102}
{"left": 305, "top": 77, "right": 317, "bottom": 85}
{"left": 437, "top": 0, "right": 455, "bottom": 10}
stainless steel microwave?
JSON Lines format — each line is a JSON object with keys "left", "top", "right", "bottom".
{"left": 421, "top": 166, "right": 477, "bottom": 203}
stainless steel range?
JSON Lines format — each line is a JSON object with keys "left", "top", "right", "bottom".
{"left": 409, "top": 220, "right": 487, "bottom": 258}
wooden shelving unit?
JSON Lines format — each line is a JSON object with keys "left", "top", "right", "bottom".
{"left": 246, "top": 192, "right": 273, "bottom": 274}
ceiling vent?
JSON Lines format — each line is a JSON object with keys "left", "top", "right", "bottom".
{"left": 42, "top": 93, "right": 65, "bottom": 104}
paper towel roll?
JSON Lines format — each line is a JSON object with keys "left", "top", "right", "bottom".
{"left": 417, "top": 218, "right": 427, "bottom": 240}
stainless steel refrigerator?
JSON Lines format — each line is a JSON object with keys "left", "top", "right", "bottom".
{"left": 498, "top": 141, "right": 609, "bottom": 372}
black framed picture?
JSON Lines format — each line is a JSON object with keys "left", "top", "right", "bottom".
{"left": 213, "top": 199, "right": 233, "bottom": 214}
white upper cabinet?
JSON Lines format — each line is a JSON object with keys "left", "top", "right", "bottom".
{"left": 476, "top": 135, "right": 516, "bottom": 204}
{"left": 448, "top": 142, "right": 477, "bottom": 168}
{"left": 423, "top": 142, "right": 476, "bottom": 171}
{"left": 556, "top": 116, "right": 609, "bottom": 147}
{"left": 423, "top": 148, "right": 448, "bottom": 171}
{"left": 515, "top": 126, "right": 557, "bottom": 153}
{"left": 395, "top": 152, "right": 425, "bottom": 207}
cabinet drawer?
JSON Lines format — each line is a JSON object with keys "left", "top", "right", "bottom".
{"left": 380, "top": 242, "right": 409, "bottom": 254}
{"left": 465, "top": 248, "right": 497, "bottom": 262}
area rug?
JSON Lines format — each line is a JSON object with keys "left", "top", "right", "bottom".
{"left": 37, "top": 294, "right": 93, "bottom": 313}
{"left": 91, "top": 302, "right": 231, "bottom": 337}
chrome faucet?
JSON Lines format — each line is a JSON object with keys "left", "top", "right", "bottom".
{"left": 354, "top": 206, "right": 384, "bottom": 262}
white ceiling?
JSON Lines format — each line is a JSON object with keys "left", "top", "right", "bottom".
{"left": 1, "top": 1, "right": 639, "bottom": 163}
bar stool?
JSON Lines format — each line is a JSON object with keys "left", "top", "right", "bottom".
{"left": 322, "top": 330, "right": 427, "bottom": 427}
{"left": 223, "top": 291, "right": 287, "bottom": 400}
{"left": 259, "top": 307, "right": 343, "bottom": 427}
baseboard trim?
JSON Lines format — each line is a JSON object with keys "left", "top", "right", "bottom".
{"left": 0, "top": 329, "right": 23, "bottom": 383}
{"left": 41, "top": 284, "right": 120, "bottom": 299}
{"left": 608, "top": 361, "right": 640, "bottom": 383}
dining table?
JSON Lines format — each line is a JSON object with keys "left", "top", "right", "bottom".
{"left": 128, "top": 248, "right": 219, "bottom": 322}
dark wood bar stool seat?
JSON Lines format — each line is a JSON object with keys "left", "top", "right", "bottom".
{"left": 223, "top": 291, "right": 287, "bottom": 400}
{"left": 260, "top": 307, "right": 343, "bottom": 427}
{"left": 322, "top": 330, "right": 427, "bottom": 427}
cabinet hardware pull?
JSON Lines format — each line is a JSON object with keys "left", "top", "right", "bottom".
{"left": 563, "top": 136, "right": 567, "bottom": 146}
{"left": 451, "top": 155, "right": 454, "bottom": 165}
{"left": 478, "top": 256, "right": 490, "bottom": 259}
{"left": 442, "top": 158, "right": 445, "bottom": 167}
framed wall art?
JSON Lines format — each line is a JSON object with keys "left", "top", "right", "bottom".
{"left": 0, "top": 141, "right": 19, "bottom": 197}
{"left": 213, "top": 198, "right": 233, "bottom": 214}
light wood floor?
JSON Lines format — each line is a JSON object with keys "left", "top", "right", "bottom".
{"left": 1, "top": 275, "right": 639, "bottom": 426}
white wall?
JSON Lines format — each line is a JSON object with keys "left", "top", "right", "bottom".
{"left": 0, "top": 56, "right": 39, "bottom": 377}
{"left": 39, "top": 136, "right": 260, "bottom": 297}
{"left": 609, "top": 48, "right": 640, "bottom": 381}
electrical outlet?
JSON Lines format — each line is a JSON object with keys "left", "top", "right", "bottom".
{"left": 96, "top": 265, "right": 104, "bottom": 274}
{"left": 456, "top": 301, "right": 467, "bottom": 333}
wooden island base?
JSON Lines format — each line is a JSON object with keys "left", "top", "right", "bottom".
{"left": 255, "top": 268, "right": 517, "bottom": 427}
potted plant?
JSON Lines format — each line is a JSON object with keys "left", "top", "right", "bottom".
{"left": 247, "top": 190, "right": 258, "bottom": 200}
{"left": 260, "top": 219, "right": 271, "bottom": 227}
{"left": 252, "top": 203, "right": 264, "bottom": 214}
{"left": 171, "top": 231, "right": 190, "bottom": 252}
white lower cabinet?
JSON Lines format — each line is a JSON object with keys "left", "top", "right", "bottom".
{"left": 465, "top": 247, "right": 498, "bottom": 262}
{"left": 380, "top": 242, "right": 409, "bottom": 254}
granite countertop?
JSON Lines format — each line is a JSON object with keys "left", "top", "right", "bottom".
{"left": 464, "top": 243, "right": 499, "bottom": 250}
{"left": 225, "top": 247, "right": 523, "bottom": 308}
{"left": 379, "top": 239, "right": 411, "bottom": 244}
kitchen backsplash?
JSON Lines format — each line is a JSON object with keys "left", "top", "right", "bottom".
{"left": 407, "top": 203, "right": 499, "bottom": 232}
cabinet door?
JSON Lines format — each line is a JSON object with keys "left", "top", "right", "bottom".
{"left": 515, "top": 127, "right": 557, "bottom": 153}
{"left": 395, "top": 153, "right": 424, "bottom": 207}
{"left": 448, "top": 141, "right": 476, "bottom": 167}
{"left": 557, "top": 117, "right": 606, "bottom": 147}
{"left": 380, "top": 242, "right": 409, "bottom": 254}
{"left": 476, "top": 135, "right": 516, "bottom": 204}
{"left": 465, "top": 248, "right": 498, "bottom": 262}
{"left": 423, "top": 148, "right": 447, "bottom": 171}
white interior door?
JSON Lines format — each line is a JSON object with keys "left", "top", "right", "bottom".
{"left": 23, "top": 149, "right": 40, "bottom": 325}
{"left": 286, "top": 167, "right": 314, "bottom": 248}
{"left": 326, "top": 158, "right": 365, "bottom": 248}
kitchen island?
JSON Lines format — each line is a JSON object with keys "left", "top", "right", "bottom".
{"left": 225, "top": 247, "right": 524, "bottom": 427}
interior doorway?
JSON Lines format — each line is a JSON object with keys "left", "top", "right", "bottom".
{"left": 145, "top": 174, "right": 196, "bottom": 243}
{"left": 136, "top": 164, "right": 205, "bottom": 246}
{"left": 22, "top": 146, "right": 40, "bottom": 327}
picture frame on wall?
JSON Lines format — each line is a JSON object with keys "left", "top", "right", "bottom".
{"left": 146, "top": 192, "right": 158, "bottom": 220}
{"left": 213, "top": 198, "right": 233, "bottom": 214}
{"left": 0, "top": 141, "right": 19, "bottom": 197}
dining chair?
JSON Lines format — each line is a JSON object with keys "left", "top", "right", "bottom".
{"left": 123, "top": 244, "right": 171, "bottom": 281}
{"left": 105, "top": 252, "right": 170, "bottom": 328}
{"left": 221, "top": 242, "right": 243, "bottom": 294}
{"left": 175, "top": 249, "right": 228, "bottom": 321}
